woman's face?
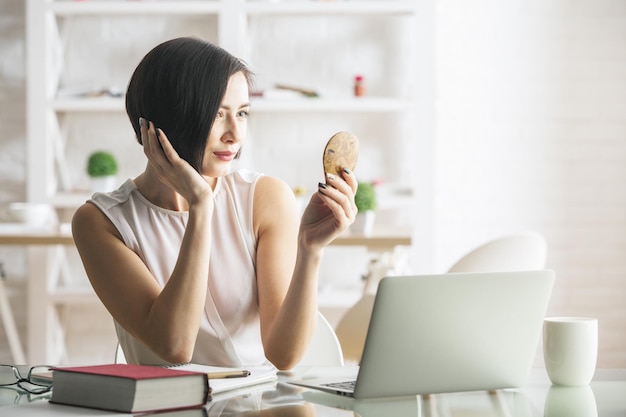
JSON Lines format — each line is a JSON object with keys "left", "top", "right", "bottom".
{"left": 202, "top": 71, "right": 250, "bottom": 177}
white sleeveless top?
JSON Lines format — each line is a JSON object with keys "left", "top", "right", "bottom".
{"left": 89, "top": 169, "right": 267, "bottom": 367}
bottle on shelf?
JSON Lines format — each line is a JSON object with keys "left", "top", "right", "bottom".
{"left": 354, "top": 74, "right": 365, "bottom": 97}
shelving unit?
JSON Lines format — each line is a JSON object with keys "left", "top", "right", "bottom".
{"left": 25, "top": 0, "right": 431, "bottom": 364}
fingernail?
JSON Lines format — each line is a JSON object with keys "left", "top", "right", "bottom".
{"left": 318, "top": 182, "right": 327, "bottom": 189}
{"left": 326, "top": 173, "right": 335, "bottom": 181}
{"left": 139, "top": 117, "right": 145, "bottom": 127}
{"left": 343, "top": 168, "right": 351, "bottom": 174}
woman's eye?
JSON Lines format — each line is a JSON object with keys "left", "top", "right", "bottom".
{"left": 238, "top": 110, "right": 249, "bottom": 118}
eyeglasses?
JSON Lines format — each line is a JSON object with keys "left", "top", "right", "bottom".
{"left": 0, "top": 365, "right": 53, "bottom": 395}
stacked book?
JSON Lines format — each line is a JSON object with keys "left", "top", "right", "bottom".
{"left": 49, "top": 363, "right": 277, "bottom": 414}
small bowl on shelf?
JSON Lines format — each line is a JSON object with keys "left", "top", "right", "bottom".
{"left": 4, "top": 202, "right": 58, "bottom": 229}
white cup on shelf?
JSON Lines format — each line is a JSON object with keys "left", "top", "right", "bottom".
{"left": 543, "top": 317, "right": 598, "bottom": 386}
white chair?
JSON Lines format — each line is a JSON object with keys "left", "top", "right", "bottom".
{"left": 297, "top": 311, "right": 345, "bottom": 367}
{"left": 446, "top": 231, "right": 547, "bottom": 273}
{"left": 115, "top": 311, "right": 344, "bottom": 367}
{"left": 114, "top": 341, "right": 126, "bottom": 364}
{"left": 437, "top": 232, "right": 547, "bottom": 406}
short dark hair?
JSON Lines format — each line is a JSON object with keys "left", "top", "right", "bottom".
{"left": 126, "top": 37, "right": 253, "bottom": 171}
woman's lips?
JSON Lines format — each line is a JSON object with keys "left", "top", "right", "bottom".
{"left": 214, "top": 151, "right": 237, "bottom": 161}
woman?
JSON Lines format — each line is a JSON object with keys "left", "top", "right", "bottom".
{"left": 72, "top": 37, "right": 357, "bottom": 370}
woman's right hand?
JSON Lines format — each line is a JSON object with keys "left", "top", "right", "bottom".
{"left": 140, "top": 117, "right": 213, "bottom": 206}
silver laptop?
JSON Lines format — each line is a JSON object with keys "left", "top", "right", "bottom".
{"left": 291, "top": 270, "right": 555, "bottom": 399}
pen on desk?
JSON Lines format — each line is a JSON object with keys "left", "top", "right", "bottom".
{"left": 207, "top": 370, "right": 251, "bottom": 379}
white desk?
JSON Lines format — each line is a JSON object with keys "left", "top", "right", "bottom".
{"left": 1, "top": 368, "right": 625, "bottom": 416}
{"left": 331, "top": 232, "right": 411, "bottom": 252}
{"left": 0, "top": 230, "right": 410, "bottom": 251}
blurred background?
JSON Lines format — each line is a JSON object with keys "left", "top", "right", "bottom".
{"left": 0, "top": 0, "right": 624, "bottom": 368}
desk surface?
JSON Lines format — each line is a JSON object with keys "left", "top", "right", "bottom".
{"left": 0, "top": 225, "right": 411, "bottom": 249}
{"left": 0, "top": 224, "right": 73, "bottom": 245}
{"left": 1, "top": 368, "right": 625, "bottom": 416}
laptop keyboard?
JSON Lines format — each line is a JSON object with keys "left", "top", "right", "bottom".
{"left": 322, "top": 380, "right": 356, "bottom": 391}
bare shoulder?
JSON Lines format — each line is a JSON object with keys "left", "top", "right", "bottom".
{"left": 255, "top": 175, "right": 296, "bottom": 201}
{"left": 253, "top": 175, "right": 299, "bottom": 231}
{"left": 72, "top": 202, "right": 101, "bottom": 231}
{"left": 72, "top": 202, "right": 121, "bottom": 244}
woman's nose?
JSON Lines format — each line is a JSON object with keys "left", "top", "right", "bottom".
{"left": 223, "top": 115, "right": 243, "bottom": 143}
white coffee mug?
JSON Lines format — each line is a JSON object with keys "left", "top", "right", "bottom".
{"left": 543, "top": 317, "right": 598, "bottom": 386}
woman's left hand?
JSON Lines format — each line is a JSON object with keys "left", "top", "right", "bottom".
{"left": 299, "top": 169, "right": 358, "bottom": 251}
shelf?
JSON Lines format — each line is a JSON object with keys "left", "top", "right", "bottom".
{"left": 251, "top": 97, "right": 411, "bottom": 112}
{"left": 52, "top": 97, "right": 125, "bottom": 112}
{"left": 332, "top": 233, "right": 411, "bottom": 251}
{"left": 50, "top": 1, "right": 221, "bottom": 16}
{"left": 0, "top": 234, "right": 73, "bottom": 246}
{"left": 245, "top": 1, "right": 417, "bottom": 16}
{"left": 49, "top": 1, "right": 416, "bottom": 17}
{"left": 51, "top": 96, "right": 410, "bottom": 113}
{"left": 0, "top": 221, "right": 410, "bottom": 253}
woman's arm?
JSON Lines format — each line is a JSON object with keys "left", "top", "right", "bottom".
{"left": 72, "top": 122, "right": 214, "bottom": 364}
{"left": 254, "top": 171, "right": 357, "bottom": 370}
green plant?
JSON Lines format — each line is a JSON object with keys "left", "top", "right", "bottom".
{"left": 355, "top": 182, "right": 377, "bottom": 212}
{"left": 87, "top": 151, "right": 118, "bottom": 177}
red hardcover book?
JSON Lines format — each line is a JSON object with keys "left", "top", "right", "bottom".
{"left": 50, "top": 364, "right": 210, "bottom": 413}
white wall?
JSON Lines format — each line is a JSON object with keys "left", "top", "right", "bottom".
{"left": 1, "top": 0, "right": 625, "bottom": 367}
{"left": 434, "top": 0, "right": 626, "bottom": 367}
